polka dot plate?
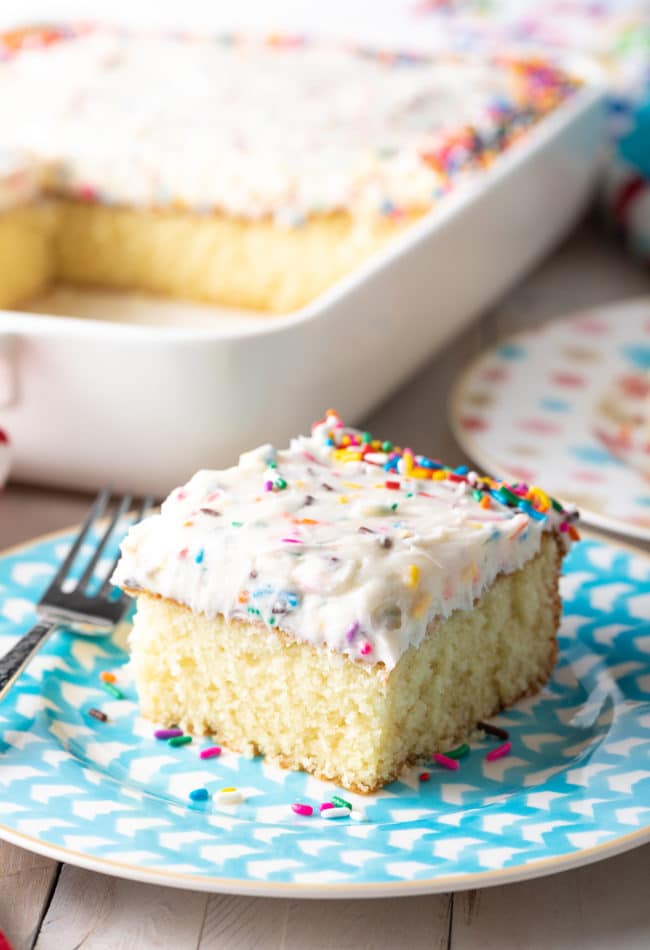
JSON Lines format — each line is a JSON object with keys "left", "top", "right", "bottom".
{"left": 0, "top": 525, "right": 649, "bottom": 897}
{"left": 451, "top": 297, "right": 650, "bottom": 541}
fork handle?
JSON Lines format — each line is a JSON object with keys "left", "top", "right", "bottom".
{"left": 0, "top": 620, "right": 57, "bottom": 702}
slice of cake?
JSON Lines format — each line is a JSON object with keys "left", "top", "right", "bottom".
{"left": 0, "top": 26, "right": 577, "bottom": 313}
{"left": 113, "top": 411, "right": 579, "bottom": 793}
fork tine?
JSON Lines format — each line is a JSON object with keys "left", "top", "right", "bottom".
{"left": 40, "top": 486, "right": 111, "bottom": 601}
{"left": 75, "top": 492, "right": 132, "bottom": 592}
{"left": 98, "top": 494, "right": 155, "bottom": 596}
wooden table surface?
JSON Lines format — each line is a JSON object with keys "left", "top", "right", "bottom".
{"left": 1, "top": 218, "right": 650, "bottom": 949}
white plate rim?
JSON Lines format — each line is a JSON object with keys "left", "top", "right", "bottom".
{"left": 1, "top": 819, "right": 649, "bottom": 899}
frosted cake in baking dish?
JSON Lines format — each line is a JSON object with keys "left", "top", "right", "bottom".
{"left": 0, "top": 26, "right": 577, "bottom": 313}
{"left": 113, "top": 411, "right": 579, "bottom": 793}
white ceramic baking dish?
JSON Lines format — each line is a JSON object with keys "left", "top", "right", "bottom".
{"left": 0, "top": 78, "right": 604, "bottom": 496}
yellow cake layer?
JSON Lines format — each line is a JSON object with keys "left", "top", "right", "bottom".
{"left": 0, "top": 204, "right": 56, "bottom": 309}
{"left": 0, "top": 200, "right": 420, "bottom": 313}
{"left": 127, "top": 534, "right": 561, "bottom": 793}
{"left": 55, "top": 202, "right": 421, "bottom": 313}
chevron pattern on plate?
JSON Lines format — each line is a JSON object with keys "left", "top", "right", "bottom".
{"left": 0, "top": 531, "right": 649, "bottom": 894}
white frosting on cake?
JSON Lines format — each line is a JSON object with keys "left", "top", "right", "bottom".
{"left": 0, "top": 28, "right": 574, "bottom": 219}
{"left": 113, "top": 412, "right": 575, "bottom": 671}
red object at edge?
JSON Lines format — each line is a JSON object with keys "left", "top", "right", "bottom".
{"left": 0, "top": 929, "right": 15, "bottom": 950}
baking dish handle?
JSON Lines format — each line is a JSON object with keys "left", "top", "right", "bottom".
{"left": 0, "top": 331, "right": 17, "bottom": 408}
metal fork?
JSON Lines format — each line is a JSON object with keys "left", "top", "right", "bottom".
{"left": 0, "top": 487, "right": 153, "bottom": 702}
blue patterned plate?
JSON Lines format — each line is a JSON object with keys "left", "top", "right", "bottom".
{"left": 0, "top": 527, "right": 649, "bottom": 897}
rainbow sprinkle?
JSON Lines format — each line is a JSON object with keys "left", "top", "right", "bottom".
{"left": 101, "top": 682, "right": 123, "bottom": 700}
{"left": 154, "top": 727, "right": 183, "bottom": 740}
{"left": 445, "top": 743, "right": 470, "bottom": 759}
{"left": 321, "top": 806, "right": 351, "bottom": 820}
{"left": 292, "top": 802, "right": 313, "bottom": 817}
{"left": 485, "top": 741, "right": 512, "bottom": 762}
{"left": 215, "top": 787, "right": 244, "bottom": 806}
{"left": 168, "top": 734, "right": 192, "bottom": 747}
{"left": 331, "top": 795, "right": 352, "bottom": 810}
{"left": 199, "top": 745, "right": 222, "bottom": 759}
{"left": 432, "top": 752, "right": 460, "bottom": 771}
{"left": 478, "top": 721, "right": 510, "bottom": 742}
{"left": 189, "top": 787, "right": 209, "bottom": 802}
